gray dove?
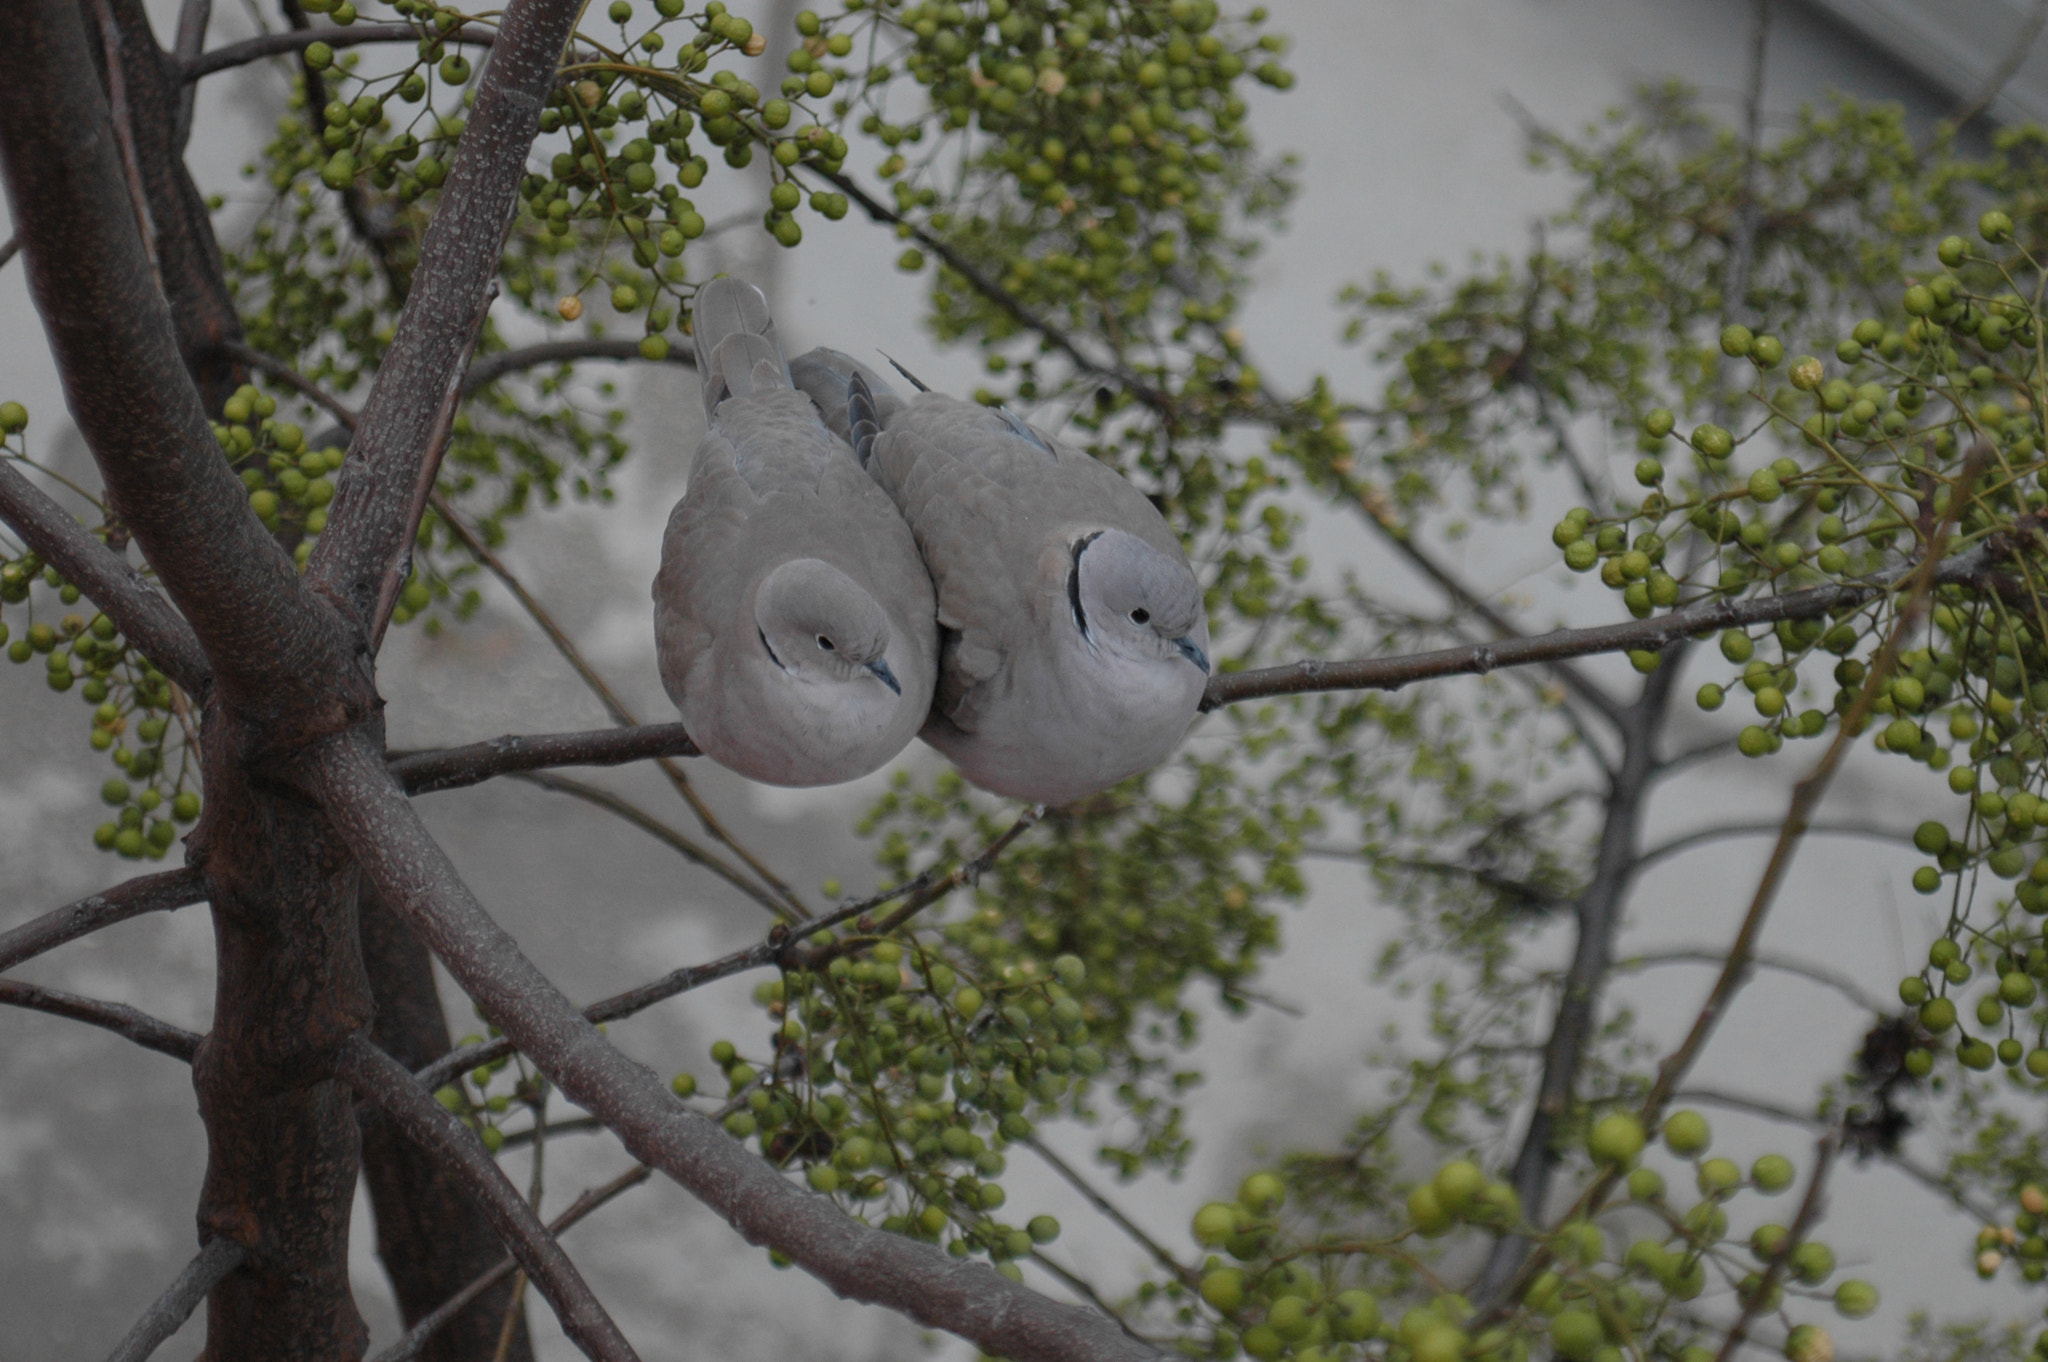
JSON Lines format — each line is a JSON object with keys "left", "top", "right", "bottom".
{"left": 788, "top": 349, "right": 1211, "bottom": 805}
{"left": 653, "top": 281, "right": 937, "bottom": 786}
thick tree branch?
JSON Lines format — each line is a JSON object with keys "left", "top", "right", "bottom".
{"left": 1202, "top": 537, "right": 2020, "bottom": 712}
{"left": 334, "top": 1035, "right": 637, "bottom": 1362}
{"left": 305, "top": 732, "right": 1149, "bottom": 1362}
{"left": 0, "top": 0, "right": 351, "bottom": 715}
{"left": 306, "top": 0, "right": 581, "bottom": 630}
{"left": 390, "top": 723, "right": 699, "bottom": 793}
{"left": 462, "top": 338, "right": 695, "bottom": 396}
{"left": 105, "top": 1236, "right": 246, "bottom": 1362}
{"left": 0, "top": 866, "right": 207, "bottom": 975}
{"left": 411, "top": 808, "right": 1043, "bottom": 1094}
{"left": 179, "top": 22, "right": 496, "bottom": 82}
{"left": 0, "top": 978, "right": 201, "bottom": 1061}
{"left": 0, "top": 462, "right": 211, "bottom": 694}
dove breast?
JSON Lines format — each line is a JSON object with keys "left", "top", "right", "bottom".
{"left": 653, "top": 283, "right": 937, "bottom": 787}
{"left": 789, "top": 349, "right": 1211, "bottom": 804}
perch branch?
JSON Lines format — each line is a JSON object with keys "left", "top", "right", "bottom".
{"left": 0, "top": 978, "right": 200, "bottom": 1060}
{"left": 0, "top": 866, "right": 207, "bottom": 975}
{"left": 103, "top": 1237, "right": 246, "bottom": 1362}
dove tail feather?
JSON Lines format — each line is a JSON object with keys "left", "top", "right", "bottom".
{"left": 692, "top": 276, "right": 791, "bottom": 417}
{"left": 881, "top": 353, "right": 933, "bottom": 393}
{"left": 847, "top": 371, "right": 882, "bottom": 469}
{"left": 789, "top": 347, "right": 904, "bottom": 443}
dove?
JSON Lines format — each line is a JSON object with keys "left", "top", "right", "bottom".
{"left": 652, "top": 281, "right": 937, "bottom": 787}
{"left": 788, "top": 348, "right": 1212, "bottom": 805}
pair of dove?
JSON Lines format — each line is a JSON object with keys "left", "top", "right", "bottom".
{"left": 652, "top": 277, "right": 1212, "bottom": 806}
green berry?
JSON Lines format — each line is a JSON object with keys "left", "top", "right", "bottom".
{"left": 1643, "top": 407, "right": 1675, "bottom": 438}
{"left": 1752, "top": 1153, "right": 1796, "bottom": 1193}
{"left": 1587, "top": 1111, "right": 1645, "bottom": 1166}
{"left": 1662, "top": 1109, "right": 1711, "bottom": 1155}
{"left": 1720, "top": 324, "right": 1754, "bottom": 357}
{"left": 1833, "top": 1279, "right": 1879, "bottom": 1318}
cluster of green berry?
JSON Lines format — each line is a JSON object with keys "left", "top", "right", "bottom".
{"left": 688, "top": 934, "right": 1094, "bottom": 1272}
{"left": 0, "top": 407, "right": 203, "bottom": 860}
{"left": 213, "top": 383, "right": 343, "bottom": 563}
{"left": 434, "top": 1021, "right": 546, "bottom": 1153}
{"left": 1168, "top": 1112, "right": 1878, "bottom": 1362}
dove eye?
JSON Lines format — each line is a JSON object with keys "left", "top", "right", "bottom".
{"left": 817, "top": 635, "right": 836, "bottom": 651}
{"left": 1129, "top": 608, "right": 1150, "bottom": 625}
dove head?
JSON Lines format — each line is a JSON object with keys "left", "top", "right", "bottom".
{"left": 755, "top": 558, "right": 900, "bottom": 690}
{"left": 1070, "top": 529, "right": 1211, "bottom": 676}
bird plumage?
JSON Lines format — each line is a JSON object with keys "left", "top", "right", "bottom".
{"left": 790, "top": 348, "right": 1211, "bottom": 804}
{"left": 653, "top": 282, "right": 937, "bottom": 787}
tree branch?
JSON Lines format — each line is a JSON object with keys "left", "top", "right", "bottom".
{"left": 170, "top": 0, "right": 208, "bottom": 148}
{"left": 507, "top": 770, "right": 790, "bottom": 919}
{"left": 179, "top": 22, "right": 496, "bottom": 82}
{"left": 0, "top": 0, "right": 351, "bottom": 714}
{"left": 306, "top": 731, "right": 1149, "bottom": 1362}
{"left": 0, "top": 866, "right": 207, "bottom": 975}
{"left": 0, "top": 461, "right": 212, "bottom": 695}
{"left": 373, "top": 1164, "right": 655, "bottom": 1362}
{"left": 306, "top": 0, "right": 580, "bottom": 630}
{"left": 390, "top": 722, "right": 699, "bottom": 794}
{"left": 1714, "top": 1130, "right": 1836, "bottom": 1362}
{"left": 222, "top": 339, "right": 363, "bottom": 431}
{"left": 461, "top": 338, "right": 695, "bottom": 396}
{"left": 334, "top": 1034, "right": 638, "bottom": 1362}
{"left": 1634, "top": 819, "right": 1914, "bottom": 875}
{"left": 428, "top": 489, "right": 805, "bottom": 918}
{"left": 108, "top": 1241, "right": 241, "bottom": 1360}
{"left": 104, "top": 1236, "right": 246, "bottom": 1362}
{"left": 1939, "top": 0, "right": 2048, "bottom": 133}
{"left": 1618, "top": 947, "right": 1887, "bottom": 1017}
{"left": 1676, "top": 1085, "right": 2001, "bottom": 1221}
{"left": 0, "top": 978, "right": 201, "bottom": 1061}
{"left": 1022, "top": 1136, "right": 1197, "bottom": 1287}
{"left": 411, "top": 807, "right": 1043, "bottom": 1094}
{"left": 1202, "top": 536, "right": 2020, "bottom": 712}
{"left": 798, "top": 165, "right": 1176, "bottom": 416}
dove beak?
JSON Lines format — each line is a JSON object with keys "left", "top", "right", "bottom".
{"left": 1173, "top": 637, "right": 1211, "bottom": 674}
{"left": 864, "top": 657, "right": 903, "bottom": 695}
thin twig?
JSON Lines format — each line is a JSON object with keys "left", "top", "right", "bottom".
{"left": 428, "top": 490, "right": 807, "bottom": 919}
{"left": 797, "top": 165, "right": 1176, "bottom": 416}
{"left": 508, "top": 771, "right": 790, "bottom": 919}
{"left": 0, "top": 978, "right": 200, "bottom": 1061}
{"left": 178, "top": 22, "right": 496, "bottom": 81}
{"left": 0, "top": 866, "right": 207, "bottom": 975}
{"left": 171, "top": 0, "right": 210, "bottom": 148}
{"left": 412, "top": 807, "right": 1044, "bottom": 1094}
{"left": 103, "top": 1237, "right": 245, "bottom": 1362}
{"left": 462, "top": 338, "right": 695, "bottom": 395}
{"left": 334, "top": 1035, "right": 639, "bottom": 1362}
{"left": 1676, "top": 1085, "right": 2000, "bottom": 1221}
{"left": 375, "top": 285, "right": 496, "bottom": 647}
{"left": 1714, "top": 1130, "right": 1838, "bottom": 1362}
{"left": 1617, "top": 948, "right": 1887, "bottom": 1016}
{"left": 1022, "top": 1136, "right": 1197, "bottom": 1287}
{"left": 0, "top": 237, "right": 17, "bottom": 270}
{"left": 87, "top": 0, "right": 160, "bottom": 286}
{"left": 222, "top": 340, "right": 361, "bottom": 430}
{"left": 1633, "top": 819, "right": 1915, "bottom": 874}
{"left": 1939, "top": 0, "right": 2048, "bottom": 134}
{"left": 369, "top": 1165, "right": 654, "bottom": 1362}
